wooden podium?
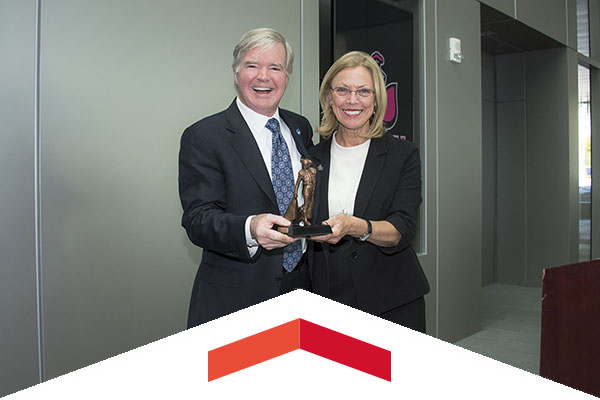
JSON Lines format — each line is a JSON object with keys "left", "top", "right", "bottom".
{"left": 540, "top": 259, "right": 600, "bottom": 397}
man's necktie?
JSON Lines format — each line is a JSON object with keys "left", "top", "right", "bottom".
{"left": 266, "top": 118, "right": 303, "bottom": 272}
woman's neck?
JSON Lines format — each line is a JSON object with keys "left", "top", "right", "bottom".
{"left": 335, "top": 127, "right": 370, "bottom": 147}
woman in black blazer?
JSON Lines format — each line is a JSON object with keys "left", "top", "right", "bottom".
{"left": 309, "top": 51, "right": 430, "bottom": 332}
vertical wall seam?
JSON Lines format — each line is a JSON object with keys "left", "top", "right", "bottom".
{"left": 523, "top": 54, "right": 528, "bottom": 285}
{"left": 300, "top": 0, "right": 304, "bottom": 115}
{"left": 332, "top": 0, "right": 337, "bottom": 62}
{"left": 420, "top": 0, "right": 428, "bottom": 256}
{"left": 565, "top": 0, "right": 568, "bottom": 47}
{"left": 592, "top": 69, "right": 599, "bottom": 259}
{"left": 434, "top": 0, "right": 440, "bottom": 339}
{"left": 493, "top": 57, "right": 499, "bottom": 283}
{"left": 34, "top": 0, "right": 45, "bottom": 383}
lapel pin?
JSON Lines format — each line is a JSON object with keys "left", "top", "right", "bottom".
{"left": 296, "top": 128, "right": 301, "bottom": 135}
{"left": 317, "top": 164, "right": 323, "bottom": 171}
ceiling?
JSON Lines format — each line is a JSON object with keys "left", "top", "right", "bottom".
{"left": 480, "top": 4, "right": 563, "bottom": 54}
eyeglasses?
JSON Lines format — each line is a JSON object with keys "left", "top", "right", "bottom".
{"left": 330, "top": 87, "right": 375, "bottom": 98}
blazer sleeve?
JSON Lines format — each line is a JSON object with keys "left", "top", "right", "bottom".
{"left": 379, "top": 142, "right": 422, "bottom": 255}
{"left": 178, "top": 125, "right": 251, "bottom": 260}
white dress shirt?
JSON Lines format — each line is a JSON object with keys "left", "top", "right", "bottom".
{"left": 236, "top": 98, "right": 304, "bottom": 256}
{"left": 328, "top": 132, "right": 371, "bottom": 218}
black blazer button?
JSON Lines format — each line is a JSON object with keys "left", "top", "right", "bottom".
{"left": 275, "top": 276, "right": 282, "bottom": 282}
{"left": 351, "top": 251, "right": 358, "bottom": 259}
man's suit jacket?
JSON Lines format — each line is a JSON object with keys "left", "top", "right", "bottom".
{"left": 309, "top": 133, "right": 430, "bottom": 316}
{"left": 179, "top": 100, "right": 313, "bottom": 327}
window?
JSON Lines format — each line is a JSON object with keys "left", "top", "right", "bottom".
{"left": 577, "top": 0, "right": 590, "bottom": 57}
{"left": 578, "top": 65, "right": 592, "bottom": 261}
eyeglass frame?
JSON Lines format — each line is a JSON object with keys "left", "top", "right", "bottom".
{"left": 330, "top": 87, "right": 375, "bottom": 98}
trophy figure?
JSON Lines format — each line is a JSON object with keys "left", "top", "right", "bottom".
{"left": 277, "top": 158, "right": 332, "bottom": 237}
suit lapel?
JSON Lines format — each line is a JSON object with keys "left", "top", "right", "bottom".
{"left": 225, "top": 101, "right": 279, "bottom": 210}
{"left": 310, "top": 139, "right": 332, "bottom": 223}
{"left": 353, "top": 136, "right": 387, "bottom": 218}
{"left": 280, "top": 110, "right": 310, "bottom": 159}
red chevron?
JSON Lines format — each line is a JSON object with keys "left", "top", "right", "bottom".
{"left": 208, "top": 319, "right": 391, "bottom": 381}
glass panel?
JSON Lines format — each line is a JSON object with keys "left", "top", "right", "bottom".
{"left": 578, "top": 65, "right": 592, "bottom": 261}
{"left": 333, "top": 0, "right": 414, "bottom": 141}
{"left": 577, "top": 0, "right": 590, "bottom": 57}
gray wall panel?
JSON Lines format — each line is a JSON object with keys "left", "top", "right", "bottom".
{"left": 482, "top": 51, "right": 496, "bottom": 101}
{"left": 495, "top": 53, "right": 528, "bottom": 285}
{"left": 496, "top": 53, "right": 525, "bottom": 102}
{"left": 478, "top": 0, "right": 515, "bottom": 17}
{"left": 419, "top": 0, "right": 439, "bottom": 336}
{"left": 516, "top": 0, "right": 567, "bottom": 45}
{"left": 525, "top": 48, "right": 574, "bottom": 285}
{"left": 496, "top": 101, "right": 527, "bottom": 284}
{"left": 39, "top": 0, "right": 311, "bottom": 379}
{"left": 481, "top": 52, "right": 496, "bottom": 286}
{"left": 481, "top": 99, "right": 496, "bottom": 286}
{"left": 436, "top": 0, "right": 482, "bottom": 342}
{"left": 0, "top": 0, "right": 40, "bottom": 396}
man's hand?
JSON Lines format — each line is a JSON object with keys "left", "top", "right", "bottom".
{"left": 250, "top": 214, "right": 297, "bottom": 250}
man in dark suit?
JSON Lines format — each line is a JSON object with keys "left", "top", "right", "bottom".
{"left": 178, "top": 28, "right": 314, "bottom": 328}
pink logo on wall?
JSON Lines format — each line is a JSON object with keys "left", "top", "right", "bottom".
{"left": 371, "top": 51, "right": 398, "bottom": 131}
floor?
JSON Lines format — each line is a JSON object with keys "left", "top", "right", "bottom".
{"left": 454, "top": 283, "right": 542, "bottom": 375}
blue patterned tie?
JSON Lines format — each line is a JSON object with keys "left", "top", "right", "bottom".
{"left": 266, "top": 118, "right": 303, "bottom": 272}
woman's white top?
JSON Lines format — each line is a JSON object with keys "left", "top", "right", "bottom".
{"left": 328, "top": 132, "right": 371, "bottom": 218}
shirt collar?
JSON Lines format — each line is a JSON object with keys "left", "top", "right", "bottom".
{"left": 236, "top": 97, "right": 282, "bottom": 133}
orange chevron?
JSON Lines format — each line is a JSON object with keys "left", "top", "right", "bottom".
{"left": 208, "top": 319, "right": 301, "bottom": 381}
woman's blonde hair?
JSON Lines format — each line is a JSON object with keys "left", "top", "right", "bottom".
{"left": 317, "top": 51, "right": 387, "bottom": 139}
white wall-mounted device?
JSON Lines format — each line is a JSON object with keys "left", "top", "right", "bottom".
{"left": 449, "top": 37, "right": 463, "bottom": 63}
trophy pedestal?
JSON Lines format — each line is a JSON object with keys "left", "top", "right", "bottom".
{"left": 276, "top": 224, "right": 332, "bottom": 238}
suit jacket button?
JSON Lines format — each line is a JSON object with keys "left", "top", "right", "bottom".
{"left": 275, "top": 276, "right": 282, "bottom": 282}
{"left": 351, "top": 251, "right": 358, "bottom": 259}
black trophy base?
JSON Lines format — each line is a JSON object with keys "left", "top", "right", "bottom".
{"left": 276, "top": 223, "right": 332, "bottom": 238}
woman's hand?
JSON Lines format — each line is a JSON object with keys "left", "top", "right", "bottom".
{"left": 310, "top": 214, "right": 365, "bottom": 245}
{"left": 310, "top": 215, "right": 402, "bottom": 247}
